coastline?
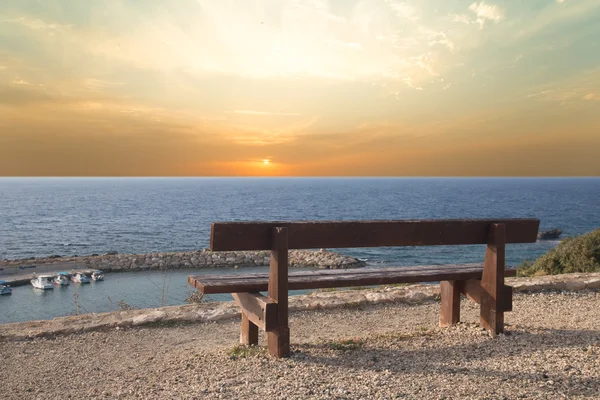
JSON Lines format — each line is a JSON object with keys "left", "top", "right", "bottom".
{"left": 0, "top": 249, "right": 365, "bottom": 287}
{"left": 2, "top": 271, "right": 599, "bottom": 341}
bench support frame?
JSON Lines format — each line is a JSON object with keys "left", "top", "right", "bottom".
{"left": 199, "top": 220, "right": 534, "bottom": 358}
{"left": 439, "top": 223, "right": 511, "bottom": 334}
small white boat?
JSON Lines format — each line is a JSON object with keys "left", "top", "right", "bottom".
{"left": 71, "top": 272, "right": 91, "bottom": 283}
{"left": 54, "top": 272, "right": 70, "bottom": 286}
{"left": 90, "top": 270, "right": 104, "bottom": 282}
{"left": 31, "top": 275, "right": 55, "bottom": 290}
{"left": 0, "top": 280, "right": 12, "bottom": 295}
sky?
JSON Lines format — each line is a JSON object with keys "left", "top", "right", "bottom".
{"left": 1, "top": 0, "right": 599, "bottom": 176}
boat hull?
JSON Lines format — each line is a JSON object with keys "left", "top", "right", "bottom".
{"left": 31, "top": 282, "right": 54, "bottom": 290}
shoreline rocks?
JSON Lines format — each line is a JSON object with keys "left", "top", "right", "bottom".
{"left": 1, "top": 271, "right": 599, "bottom": 341}
{"left": 537, "top": 228, "right": 562, "bottom": 240}
{"left": 0, "top": 249, "right": 366, "bottom": 274}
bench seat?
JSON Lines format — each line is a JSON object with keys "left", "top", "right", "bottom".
{"left": 188, "top": 264, "right": 517, "bottom": 294}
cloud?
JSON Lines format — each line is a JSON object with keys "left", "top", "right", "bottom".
{"left": 468, "top": 2, "right": 505, "bottom": 27}
{"left": 229, "top": 110, "right": 301, "bottom": 116}
{"left": 451, "top": 14, "right": 471, "bottom": 24}
{"left": 4, "top": 16, "right": 70, "bottom": 33}
{"left": 517, "top": 0, "right": 600, "bottom": 37}
{"left": 326, "top": 39, "right": 363, "bottom": 51}
{"left": 524, "top": 68, "right": 600, "bottom": 105}
{"left": 384, "top": 0, "right": 420, "bottom": 22}
{"left": 410, "top": 53, "right": 438, "bottom": 76}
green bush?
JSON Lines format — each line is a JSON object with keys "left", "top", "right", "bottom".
{"left": 519, "top": 228, "right": 600, "bottom": 276}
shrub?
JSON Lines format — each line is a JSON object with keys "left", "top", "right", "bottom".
{"left": 519, "top": 228, "right": 600, "bottom": 276}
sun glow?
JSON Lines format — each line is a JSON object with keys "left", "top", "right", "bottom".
{"left": 263, "top": 159, "right": 270, "bottom": 165}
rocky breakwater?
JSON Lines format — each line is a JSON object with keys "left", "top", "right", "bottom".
{"left": 0, "top": 249, "right": 365, "bottom": 273}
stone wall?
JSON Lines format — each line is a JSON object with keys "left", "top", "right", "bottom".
{"left": 0, "top": 249, "right": 365, "bottom": 273}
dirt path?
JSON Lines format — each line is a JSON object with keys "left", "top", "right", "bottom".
{"left": 2, "top": 291, "right": 599, "bottom": 399}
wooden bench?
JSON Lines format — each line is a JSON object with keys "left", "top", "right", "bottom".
{"left": 188, "top": 219, "right": 540, "bottom": 358}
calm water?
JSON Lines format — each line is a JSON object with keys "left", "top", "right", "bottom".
{"left": 1, "top": 177, "right": 599, "bottom": 323}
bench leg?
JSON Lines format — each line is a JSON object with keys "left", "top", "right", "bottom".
{"left": 480, "top": 223, "right": 506, "bottom": 335}
{"left": 267, "top": 227, "right": 290, "bottom": 358}
{"left": 240, "top": 312, "right": 258, "bottom": 346}
{"left": 267, "top": 327, "right": 290, "bottom": 358}
{"left": 440, "top": 280, "right": 461, "bottom": 327}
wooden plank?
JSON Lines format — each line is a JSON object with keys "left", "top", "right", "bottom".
{"left": 502, "top": 284, "right": 513, "bottom": 312}
{"left": 440, "top": 280, "right": 460, "bottom": 327}
{"left": 188, "top": 265, "right": 517, "bottom": 286}
{"left": 240, "top": 313, "right": 258, "bottom": 346}
{"left": 231, "top": 292, "right": 277, "bottom": 332}
{"left": 188, "top": 265, "right": 516, "bottom": 294}
{"left": 210, "top": 219, "right": 540, "bottom": 251}
{"left": 480, "top": 223, "right": 506, "bottom": 334}
{"left": 462, "top": 280, "right": 513, "bottom": 312}
{"left": 462, "top": 280, "right": 483, "bottom": 304}
{"left": 198, "top": 266, "right": 484, "bottom": 286}
{"left": 267, "top": 227, "right": 290, "bottom": 358}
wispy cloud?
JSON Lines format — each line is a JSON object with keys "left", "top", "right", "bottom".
{"left": 384, "top": 0, "right": 420, "bottom": 22}
{"left": 468, "top": 1, "right": 505, "bottom": 28}
{"left": 229, "top": 110, "right": 301, "bottom": 116}
{"left": 525, "top": 68, "right": 600, "bottom": 105}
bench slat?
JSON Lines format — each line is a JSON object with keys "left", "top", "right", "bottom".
{"left": 194, "top": 263, "right": 488, "bottom": 281}
{"left": 210, "top": 219, "right": 540, "bottom": 251}
{"left": 188, "top": 265, "right": 517, "bottom": 294}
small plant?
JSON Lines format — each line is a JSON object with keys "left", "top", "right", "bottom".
{"left": 385, "top": 283, "right": 411, "bottom": 288}
{"left": 227, "top": 345, "right": 264, "bottom": 359}
{"left": 318, "top": 287, "right": 337, "bottom": 292}
{"left": 342, "top": 302, "right": 364, "bottom": 310}
{"left": 185, "top": 290, "right": 206, "bottom": 304}
{"left": 72, "top": 290, "right": 81, "bottom": 315}
{"left": 329, "top": 339, "right": 363, "bottom": 351}
{"left": 117, "top": 299, "right": 137, "bottom": 311}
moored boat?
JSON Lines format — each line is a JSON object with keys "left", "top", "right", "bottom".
{"left": 90, "top": 270, "right": 104, "bottom": 281}
{"left": 0, "top": 280, "right": 12, "bottom": 295}
{"left": 54, "top": 272, "right": 70, "bottom": 286}
{"left": 31, "top": 275, "right": 55, "bottom": 290}
{"left": 71, "top": 272, "right": 91, "bottom": 283}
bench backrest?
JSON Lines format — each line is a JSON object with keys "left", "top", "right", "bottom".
{"left": 210, "top": 219, "right": 540, "bottom": 251}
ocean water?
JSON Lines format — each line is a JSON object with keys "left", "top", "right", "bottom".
{"left": 1, "top": 177, "right": 599, "bottom": 323}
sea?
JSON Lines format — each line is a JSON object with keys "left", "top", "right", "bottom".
{"left": 1, "top": 177, "right": 599, "bottom": 323}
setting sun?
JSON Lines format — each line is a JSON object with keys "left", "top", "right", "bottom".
{"left": 263, "top": 159, "right": 270, "bottom": 165}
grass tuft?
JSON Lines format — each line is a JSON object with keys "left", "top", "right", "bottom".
{"left": 329, "top": 339, "right": 363, "bottom": 351}
{"left": 227, "top": 345, "right": 265, "bottom": 359}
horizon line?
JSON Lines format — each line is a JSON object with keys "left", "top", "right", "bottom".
{"left": 1, "top": 176, "right": 599, "bottom": 179}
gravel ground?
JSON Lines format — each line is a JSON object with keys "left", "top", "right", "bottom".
{"left": 1, "top": 290, "right": 599, "bottom": 399}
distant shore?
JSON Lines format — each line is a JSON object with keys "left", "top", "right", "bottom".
{"left": 0, "top": 249, "right": 365, "bottom": 286}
